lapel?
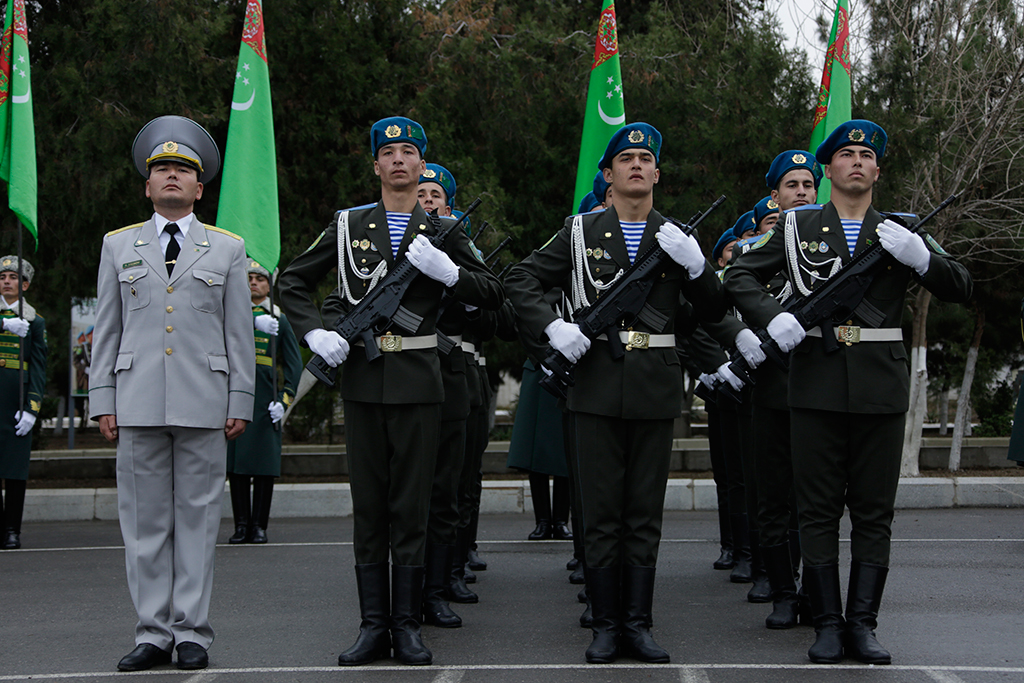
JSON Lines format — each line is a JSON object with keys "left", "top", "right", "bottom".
{"left": 169, "top": 221, "right": 210, "bottom": 284}
{"left": 818, "top": 203, "right": 851, "bottom": 265}
{"left": 637, "top": 208, "right": 664, "bottom": 262}
{"left": 400, "top": 203, "right": 432, "bottom": 258}
{"left": 364, "top": 203, "right": 394, "bottom": 267}
{"left": 133, "top": 219, "right": 168, "bottom": 284}
{"left": 596, "top": 207, "right": 629, "bottom": 270}
{"left": 853, "top": 206, "right": 883, "bottom": 257}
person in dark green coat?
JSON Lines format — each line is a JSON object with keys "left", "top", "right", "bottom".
{"left": 1008, "top": 297, "right": 1024, "bottom": 465}
{"left": 724, "top": 120, "right": 973, "bottom": 665}
{"left": 226, "top": 259, "right": 302, "bottom": 545}
{"left": 0, "top": 256, "right": 46, "bottom": 550}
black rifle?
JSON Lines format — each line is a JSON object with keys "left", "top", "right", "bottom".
{"left": 698, "top": 193, "right": 958, "bottom": 404}
{"left": 485, "top": 235, "right": 514, "bottom": 268}
{"left": 306, "top": 198, "right": 482, "bottom": 387}
{"left": 538, "top": 195, "right": 727, "bottom": 399}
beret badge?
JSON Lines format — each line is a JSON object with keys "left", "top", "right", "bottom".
{"left": 385, "top": 125, "right": 402, "bottom": 139}
{"left": 422, "top": 169, "right": 437, "bottom": 178}
{"left": 792, "top": 153, "right": 806, "bottom": 164}
{"left": 848, "top": 128, "right": 866, "bottom": 143}
{"left": 767, "top": 199, "right": 779, "bottom": 209}
{"left": 628, "top": 130, "right": 644, "bottom": 144}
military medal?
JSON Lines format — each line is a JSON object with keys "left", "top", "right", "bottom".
{"left": 604, "top": 251, "right": 611, "bottom": 260}
{"left": 351, "top": 240, "right": 360, "bottom": 249}
{"left": 819, "top": 242, "right": 828, "bottom": 253}
{"left": 808, "top": 241, "right": 818, "bottom": 252}
{"left": 360, "top": 239, "right": 371, "bottom": 250}
{"left": 800, "top": 241, "right": 808, "bottom": 250}
{"left": 586, "top": 248, "right": 593, "bottom": 257}
{"left": 593, "top": 247, "right": 604, "bottom": 260}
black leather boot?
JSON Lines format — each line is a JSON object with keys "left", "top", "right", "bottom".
{"left": 338, "top": 563, "right": 391, "bottom": 666}
{"left": 466, "top": 506, "right": 487, "bottom": 571}
{"left": 620, "top": 565, "right": 670, "bottom": 663}
{"left": 2, "top": 479, "right": 25, "bottom": 549}
{"left": 448, "top": 527, "right": 478, "bottom": 604}
{"left": 844, "top": 561, "right": 892, "bottom": 664}
{"left": 747, "top": 530, "right": 772, "bottom": 603}
{"left": 227, "top": 474, "right": 251, "bottom": 544}
{"left": 390, "top": 565, "right": 432, "bottom": 665}
{"left": 422, "top": 543, "right": 461, "bottom": 628}
{"left": 763, "top": 542, "right": 800, "bottom": 629}
{"left": 789, "top": 527, "right": 802, "bottom": 582}
{"left": 585, "top": 565, "right": 620, "bottom": 663}
{"left": 249, "top": 476, "right": 273, "bottom": 544}
{"left": 804, "top": 563, "right": 845, "bottom": 663}
{"left": 714, "top": 502, "right": 734, "bottom": 569}
{"left": 729, "top": 513, "right": 753, "bottom": 583}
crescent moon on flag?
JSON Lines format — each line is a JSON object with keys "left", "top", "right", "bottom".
{"left": 12, "top": 84, "right": 30, "bottom": 104}
{"left": 598, "top": 101, "right": 625, "bottom": 126}
{"left": 231, "top": 87, "right": 255, "bottom": 111}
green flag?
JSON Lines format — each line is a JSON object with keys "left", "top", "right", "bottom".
{"left": 808, "top": 0, "right": 853, "bottom": 203}
{"left": 217, "top": 0, "right": 279, "bottom": 271}
{"left": 572, "top": 0, "right": 625, "bottom": 212}
{"left": 0, "top": 0, "right": 38, "bottom": 246}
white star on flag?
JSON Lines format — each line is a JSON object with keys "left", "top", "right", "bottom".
{"left": 236, "top": 71, "right": 242, "bottom": 79}
{"left": 615, "top": 84, "right": 622, "bottom": 93}
{"left": 243, "top": 63, "right": 251, "bottom": 71}
{"left": 607, "top": 76, "right": 614, "bottom": 84}
{"left": 606, "top": 91, "right": 613, "bottom": 98}
{"left": 18, "top": 55, "right": 25, "bottom": 63}
{"left": 243, "top": 78, "right": 250, "bottom": 86}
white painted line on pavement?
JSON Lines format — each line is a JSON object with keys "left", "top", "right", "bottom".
{"left": 182, "top": 673, "right": 218, "bottom": 683}
{"left": 432, "top": 668, "right": 466, "bottom": 683}
{"left": 680, "top": 667, "right": 711, "bottom": 683}
{"left": 925, "top": 670, "right": 969, "bottom": 683}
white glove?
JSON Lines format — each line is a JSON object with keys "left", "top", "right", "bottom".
{"left": 766, "top": 312, "right": 806, "bottom": 353}
{"left": 878, "top": 219, "right": 931, "bottom": 275}
{"left": 734, "top": 328, "right": 766, "bottom": 368}
{"left": 268, "top": 401, "right": 284, "bottom": 423}
{"left": 464, "top": 304, "right": 478, "bottom": 313}
{"left": 715, "top": 362, "right": 744, "bottom": 391}
{"left": 407, "top": 235, "right": 460, "bottom": 287}
{"left": 254, "top": 315, "right": 279, "bottom": 336}
{"left": 698, "top": 372, "right": 717, "bottom": 390}
{"left": 2, "top": 317, "right": 30, "bottom": 338}
{"left": 544, "top": 318, "right": 591, "bottom": 364}
{"left": 656, "top": 222, "right": 706, "bottom": 279}
{"left": 305, "top": 328, "right": 349, "bottom": 367}
{"left": 14, "top": 410, "right": 35, "bottom": 437}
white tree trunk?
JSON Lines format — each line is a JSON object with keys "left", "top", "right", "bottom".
{"left": 938, "top": 388, "right": 949, "bottom": 436}
{"left": 901, "top": 344, "right": 927, "bottom": 477}
{"left": 950, "top": 346, "right": 980, "bottom": 471}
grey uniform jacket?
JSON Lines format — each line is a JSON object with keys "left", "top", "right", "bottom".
{"left": 90, "top": 218, "right": 256, "bottom": 428}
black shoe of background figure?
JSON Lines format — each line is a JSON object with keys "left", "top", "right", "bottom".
{"left": 228, "top": 525, "right": 249, "bottom": 544}
{"left": 713, "top": 547, "right": 735, "bottom": 570}
{"left": 3, "top": 530, "right": 20, "bottom": 549}
{"left": 528, "top": 520, "right": 551, "bottom": 540}
{"left": 578, "top": 586, "right": 588, "bottom": 603}
{"left": 467, "top": 548, "right": 487, "bottom": 571}
{"left": 464, "top": 567, "right": 476, "bottom": 584}
{"left": 567, "top": 557, "right": 579, "bottom": 571}
{"left": 117, "top": 644, "right": 172, "bottom": 671}
{"left": 552, "top": 521, "right": 573, "bottom": 540}
{"left": 250, "top": 526, "right": 268, "bottom": 544}
{"left": 569, "top": 563, "right": 586, "bottom": 584}
{"left": 175, "top": 642, "right": 208, "bottom": 670}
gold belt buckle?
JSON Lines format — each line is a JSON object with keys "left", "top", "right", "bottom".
{"left": 626, "top": 330, "right": 649, "bottom": 351}
{"left": 379, "top": 332, "right": 403, "bottom": 352}
{"left": 837, "top": 325, "right": 861, "bottom": 345}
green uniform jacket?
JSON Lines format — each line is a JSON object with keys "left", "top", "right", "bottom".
{"left": 505, "top": 206, "right": 725, "bottom": 420}
{"left": 723, "top": 202, "right": 973, "bottom": 414}
{"left": 279, "top": 202, "right": 504, "bottom": 405}
{"left": 227, "top": 304, "right": 302, "bottom": 476}
{"left": 0, "top": 303, "right": 47, "bottom": 480}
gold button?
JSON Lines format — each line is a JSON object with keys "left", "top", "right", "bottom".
{"left": 369, "top": 223, "right": 376, "bottom": 228}
{"left": 847, "top": 320, "right": 853, "bottom": 325}
{"left": 0, "top": 359, "right": 6, "bottom": 367}
{"left": 167, "top": 286, "right": 174, "bottom": 293}
{"left": 605, "top": 232, "right": 612, "bottom": 238}
{"left": 208, "top": 278, "right": 213, "bottom": 284}
{"left": 166, "top": 306, "right": 173, "bottom": 313}
{"left": 661, "top": 273, "right": 666, "bottom": 278}
{"left": 766, "top": 284, "right": 772, "bottom": 289}
{"left": 887, "top": 265, "right": 892, "bottom": 270}
{"left": 128, "top": 275, "right": 134, "bottom": 281}
{"left": 166, "top": 326, "right": 173, "bottom": 333}
{"left": 361, "top": 259, "right": 367, "bottom": 264}
{"left": 166, "top": 348, "right": 173, "bottom": 355}
{"left": 419, "top": 224, "right": 426, "bottom": 230}
{"left": 822, "top": 227, "right": 830, "bottom": 232}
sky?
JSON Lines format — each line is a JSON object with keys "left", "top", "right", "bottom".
{"left": 769, "top": 0, "right": 872, "bottom": 77}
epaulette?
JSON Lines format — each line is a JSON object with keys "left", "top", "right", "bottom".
{"left": 338, "top": 202, "right": 378, "bottom": 214}
{"left": 205, "top": 225, "right": 242, "bottom": 240}
{"left": 573, "top": 207, "right": 606, "bottom": 217}
{"left": 105, "top": 222, "right": 144, "bottom": 238}
{"left": 790, "top": 204, "right": 824, "bottom": 212}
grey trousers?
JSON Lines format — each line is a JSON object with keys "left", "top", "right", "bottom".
{"left": 116, "top": 425, "right": 227, "bottom": 650}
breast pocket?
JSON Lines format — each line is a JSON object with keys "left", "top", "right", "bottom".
{"left": 192, "top": 269, "right": 225, "bottom": 313}
{"left": 118, "top": 268, "right": 151, "bottom": 311}
{"left": 353, "top": 252, "right": 385, "bottom": 291}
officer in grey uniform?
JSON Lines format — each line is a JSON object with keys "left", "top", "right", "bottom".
{"left": 91, "top": 116, "right": 256, "bottom": 672}
{"left": 725, "top": 120, "right": 972, "bottom": 665}
{"left": 0, "top": 256, "right": 47, "bottom": 550}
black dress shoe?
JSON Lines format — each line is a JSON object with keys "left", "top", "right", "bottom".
{"left": 552, "top": 521, "right": 573, "bottom": 540}
{"left": 228, "top": 525, "right": 249, "bottom": 544}
{"left": 713, "top": 547, "right": 734, "bottom": 570}
{"left": 3, "top": 530, "right": 20, "bottom": 549}
{"left": 250, "top": 525, "right": 268, "bottom": 544}
{"left": 527, "top": 520, "right": 551, "bottom": 540}
{"left": 176, "top": 642, "right": 209, "bottom": 670}
{"left": 464, "top": 566, "right": 476, "bottom": 584}
{"left": 569, "top": 564, "right": 586, "bottom": 584}
{"left": 117, "top": 643, "right": 172, "bottom": 671}
{"left": 467, "top": 548, "right": 487, "bottom": 571}
{"left": 567, "top": 557, "right": 580, "bottom": 571}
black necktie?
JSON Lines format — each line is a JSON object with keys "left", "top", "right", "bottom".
{"left": 164, "top": 223, "right": 180, "bottom": 276}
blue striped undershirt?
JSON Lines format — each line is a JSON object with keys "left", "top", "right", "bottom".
{"left": 385, "top": 211, "right": 411, "bottom": 258}
{"left": 620, "top": 221, "right": 646, "bottom": 263}
{"left": 840, "top": 219, "right": 861, "bottom": 256}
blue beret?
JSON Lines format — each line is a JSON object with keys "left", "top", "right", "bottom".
{"left": 712, "top": 211, "right": 752, "bottom": 263}
{"left": 815, "top": 119, "right": 887, "bottom": 164}
{"left": 753, "top": 196, "right": 780, "bottom": 226}
{"left": 419, "top": 163, "right": 456, "bottom": 207}
{"left": 370, "top": 116, "right": 427, "bottom": 157}
{"left": 592, "top": 171, "right": 610, "bottom": 204}
{"left": 578, "top": 192, "right": 601, "bottom": 214}
{"left": 133, "top": 115, "right": 221, "bottom": 183}
{"left": 597, "top": 122, "right": 662, "bottom": 171}
{"left": 765, "top": 150, "right": 823, "bottom": 189}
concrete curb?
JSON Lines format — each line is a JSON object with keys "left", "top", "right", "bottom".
{"left": 22, "top": 476, "right": 1024, "bottom": 523}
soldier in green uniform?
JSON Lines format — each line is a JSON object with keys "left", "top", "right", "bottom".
{"left": 278, "top": 117, "right": 502, "bottom": 666}
{"left": 0, "top": 256, "right": 46, "bottom": 550}
{"left": 506, "top": 122, "right": 725, "bottom": 664}
{"left": 225, "top": 260, "right": 302, "bottom": 544}
{"left": 724, "top": 120, "right": 973, "bottom": 664}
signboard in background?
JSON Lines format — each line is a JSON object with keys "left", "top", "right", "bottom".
{"left": 71, "top": 298, "right": 97, "bottom": 398}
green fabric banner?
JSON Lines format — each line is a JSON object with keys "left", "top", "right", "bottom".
{"left": 808, "top": 0, "right": 853, "bottom": 204}
{"left": 572, "top": 0, "right": 625, "bottom": 213}
{"left": 0, "top": 0, "right": 38, "bottom": 246}
{"left": 217, "top": 0, "right": 280, "bottom": 271}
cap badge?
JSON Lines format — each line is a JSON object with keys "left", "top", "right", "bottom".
{"left": 792, "top": 153, "right": 806, "bottom": 164}
{"left": 422, "top": 169, "right": 437, "bottom": 179}
{"left": 870, "top": 131, "right": 882, "bottom": 147}
{"left": 2, "top": 259, "right": 10, "bottom": 266}
{"left": 848, "top": 128, "right": 866, "bottom": 143}
{"left": 162, "top": 141, "right": 179, "bottom": 154}
{"left": 628, "top": 130, "right": 644, "bottom": 144}
{"left": 385, "top": 125, "right": 401, "bottom": 139}
{"left": 767, "top": 199, "right": 779, "bottom": 209}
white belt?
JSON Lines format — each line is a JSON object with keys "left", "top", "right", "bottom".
{"left": 595, "top": 331, "right": 675, "bottom": 350}
{"left": 353, "top": 333, "right": 437, "bottom": 352}
{"left": 461, "top": 341, "right": 477, "bottom": 354}
{"left": 478, "top": 356, "right": 486, "bottom": 367}
{"left": 805, "top": 326, "right": 903, "bottom": 344}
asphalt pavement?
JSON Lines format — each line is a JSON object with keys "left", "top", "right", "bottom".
{"left": 1, "top": 509, "right": 1022, "bottom": 682}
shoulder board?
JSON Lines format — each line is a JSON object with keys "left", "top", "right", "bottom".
{"left": 573, "top": 207, "right": 606, "bottom": 217}
{"left": 716, "top": 268, "right": 726, "bottom": 281}
{"left": 745, "top": 228, "right": 775, "bottom": 252}
{"left": 341, "top": 202, "right": 378, "bottom": 213}
{"left": 204, "top": 225, "right": 242, "bottom": 240}
{"left": 540, "top": 232, "right": 559, "bottom": 251}
{"left": 735, "top": 234, "right": 760, "bottom": 250}
{"left": 105, "top": 222, "right": 144, "bottom": 237}
{"left": 790, "top": 204, "right": 824, "bottom": 212}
